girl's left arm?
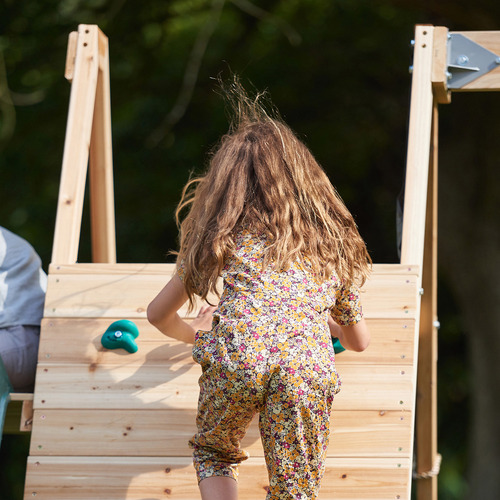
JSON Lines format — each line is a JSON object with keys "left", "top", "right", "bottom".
{"left": 328, "top": 315, "right": 370, "bottom": 352}
{"left": 147, "top": 274, "right": 215, "bottom": 344}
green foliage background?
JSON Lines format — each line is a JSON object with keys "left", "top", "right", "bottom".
{"left": 2, "top": 1, "right": 499, "bottom": 498}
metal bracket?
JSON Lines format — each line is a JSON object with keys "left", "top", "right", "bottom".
{"left": 447, "top": 33, "right": 500, "bottom": 88}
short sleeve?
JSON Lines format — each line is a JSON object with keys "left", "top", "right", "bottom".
{"left": 330, "top": 282, "right": 363, "bottom": 326}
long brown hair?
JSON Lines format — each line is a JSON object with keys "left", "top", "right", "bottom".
{"left": 175, "top": 79, "right": 371, "bottom": 309}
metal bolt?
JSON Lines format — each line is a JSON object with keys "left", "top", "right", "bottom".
{"left": 446, "top": 71, "right": 452, "bottom": 80}
{"left": 419, "top": 288, "right": 424, "bottom": 295}
{"left": 433, "top": 320, "right": 441, "bottom": 329}
{"left": 495, "top": 57, "right": 500, "bottom": 65}
{"left": 114, "top": 331, "right": 123, "bottom": 338}
{"left": 409, "top": 65, "right": 413, "bottom": 74}
{"left": 456, "top": 54, "right": 469, "bottom": 65}
{"left": 410, "top": 39, "right": 415, "bottom": 47}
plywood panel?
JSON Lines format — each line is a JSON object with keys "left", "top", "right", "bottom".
{"left": 44, "top": 272, "right": 174, "bottom": 319}
{"left": 38, "top": 318, "right": 192, "bottom": 365}
{"left": 29, "top": 409, "right": 411, "bottom": 458}
{"left": 33, "top": 363, "right": 413, "bottom": 411}
{"left": 43, "top": 264, "right": 419, "bottom": 320}
{"left": 334, "top": 364, "right": 414, "bottom": 410}
{"left": 48, "top": 263, "right": 176, "bottom": 275}
{"left": 25, "top": 456, "right": 410, "bottom": 500}
{"left": 38, "top": 318, "right": 416, "bottom": 366}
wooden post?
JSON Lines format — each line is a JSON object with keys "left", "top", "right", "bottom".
{"left": 51, "top": 26, "right": 99, "bottom": 264}
{"left": 51, "top": 25, "right": 116, "bottom": 264}
{"left": 401, "top": 26, "right": 435, "bottom": 268}
{"left": 416, "top": 102, "right": 439, "bottom": 500}
{"left": 89, "top": 29, "right": 116, "bottom": 263}
{"left": 432, "top": 27, "right": 451, "bottom": 104}
{"left": 401, "top": 25, "right": 436, "bottom": 499}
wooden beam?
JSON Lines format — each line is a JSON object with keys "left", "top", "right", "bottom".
{"left": 38, "top": 317, "right": 416, "bottom": 366}
{"left": 4, "top": 393, "right": 34, "bottom": 434}
{"left": 64, "top": 31, "right": 78, "bottom": 82}
{"left": 401, "top": 26, "right": 435, "bottom": 268}
{"left": 432, "top": 26, "right": 451, "bottom": 104}
{"left": 51, "top": 25, "right": 100, "bottom": 264}
{"left": 25, "top": 456, "right": 411, "bottom": 500}
{"left": 89, "top": 28, "right": 116, "bottom": 263}
{"left": 416, "top": 102, "right": 439, "bottom": 500}
{"left": 29, "top": 408, "right": 411, "bottom": 458}
{"left": 41, "top": 263, "right": 420, "bottom": 320}
{"left": 33, "top": 362, "right": 415, "bottom": 412}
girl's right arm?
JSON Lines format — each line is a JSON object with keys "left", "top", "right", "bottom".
{"left": 328, "top": 315, "right": 370, "bottom": 352}
{"left": 147, "top": 274, "right": 215, "bottom": 344}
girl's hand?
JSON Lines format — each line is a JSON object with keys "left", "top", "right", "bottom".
{"left": 327, "top": 315, "right": 342, "bottom": 338}
{"left": 190, "top": 305, "right": 217, "bottom": 332}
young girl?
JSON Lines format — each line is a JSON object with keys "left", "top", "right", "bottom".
{"left": 147, "top": 81, "right": 371, "bottom": 500}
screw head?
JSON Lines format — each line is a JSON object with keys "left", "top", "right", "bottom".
{"left": 114, "top": 330, "right": 123, "bottom": 338}
{"left": 456, "top": 54, "right": 469, "bottom": 65}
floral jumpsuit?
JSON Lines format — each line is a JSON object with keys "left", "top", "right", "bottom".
{"left": 180, "top": 229, "right": 362, "bottom": 499}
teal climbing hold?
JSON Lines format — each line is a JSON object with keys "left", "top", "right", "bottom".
{"left": 101, "top": 319, "right": 140, "bottom": 353}
{"left": 331, "top": 336, "right": 346, "bottom": 354}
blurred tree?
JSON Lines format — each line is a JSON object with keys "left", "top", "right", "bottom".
{"left": 0, "top": 1, "right": 498, "bottom": 499}
{"left": 438, "top": 92, "right": 500, "bottom": 499}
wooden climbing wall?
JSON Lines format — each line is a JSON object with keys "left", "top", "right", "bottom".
{"left": 24, "top": 262, "right": 420, "bottom": 499}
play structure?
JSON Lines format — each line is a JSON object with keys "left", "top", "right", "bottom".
{"left": 2, "top": 24, "right": 500, "bottom": 500}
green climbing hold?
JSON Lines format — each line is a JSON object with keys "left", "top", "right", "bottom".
{"left": 331, "top": 336, "right": 346, "bottom": 354}
{"left": 101, "top": 319, "right": 140, "bottom": 353}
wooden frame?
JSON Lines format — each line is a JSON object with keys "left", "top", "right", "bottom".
{"left": 404, "top": 25, "right": 500, "bottom": 500}
{"left": 20, "top": 23, "right": 500, "bottom": 500}
{"left": 51, "top": 25, "right": 116, "bottom": 265}
{"left": 414, "top": 101, "right": 439, "bottom": 499}
{"left": 4, "top": 393, "right": 34, "bottom": 433}
{"left": 401, "top": 25, "right": 437, "bottom": 498}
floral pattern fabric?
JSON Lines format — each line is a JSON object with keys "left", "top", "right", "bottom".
{"left": 179, "top": 229, "right": 362, "bottom": 499}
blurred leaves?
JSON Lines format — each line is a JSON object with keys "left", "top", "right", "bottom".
{"left": 2, "top": 1, "right": 500, "bottom": 499}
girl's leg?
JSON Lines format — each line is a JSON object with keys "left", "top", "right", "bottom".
{"left": 191, "top": 359, "right": 258, "bottom": 491}
{"left": 259, "top": 364, "right": 335, "bottom": 499}
{"left": 199, "top": 476, "right": 238, "bottom": 500}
